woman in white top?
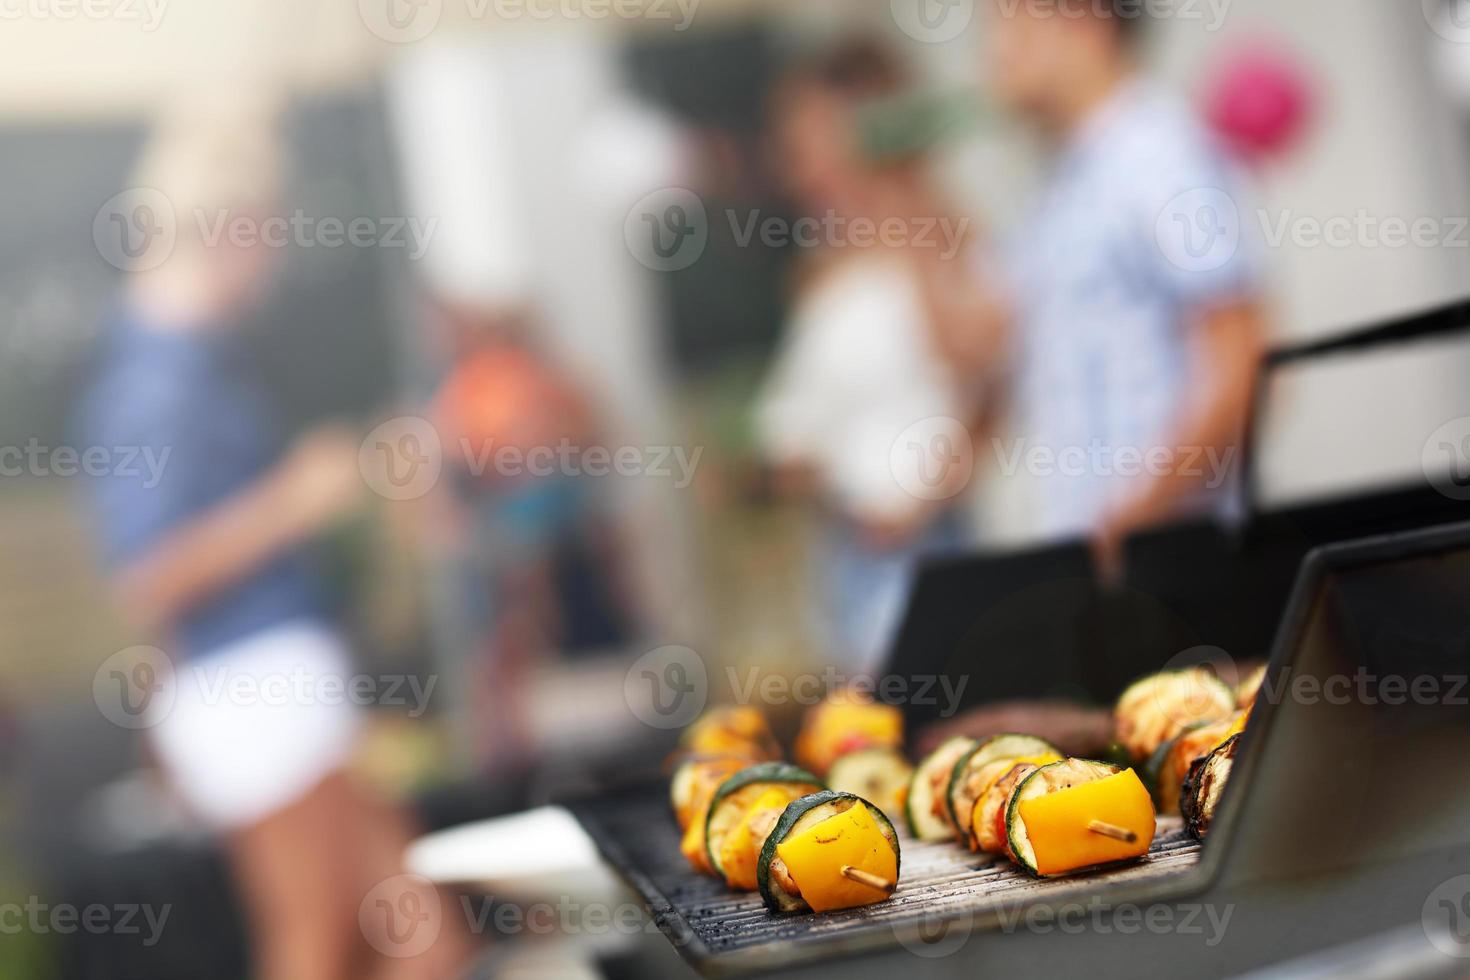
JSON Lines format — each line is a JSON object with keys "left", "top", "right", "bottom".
{"left": 756, "top": 40, "right": 980, "bottom": 672}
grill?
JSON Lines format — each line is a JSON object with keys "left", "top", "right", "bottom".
{"left": 568, "top": 783, "right": 1202, "bottom": 976}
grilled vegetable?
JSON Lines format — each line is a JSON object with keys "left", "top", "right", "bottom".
{"left": 757, "top": 791, "right": 901, "bottom": 914}
{"left": 718, "top": 788, "right": 794, "bottom": 890}
{"left": 827, "top": 748, "right": 913, "bottom": 823}
{"left": 1005, "top": 759, "right": 1155, "bottom": 878}
{"left": 905, "top": 736, "right": 977, "bottom": 841}
{"left": 1182, "top": 733, "right": 1239, "bottom": 840}
{"left": 671, "top": 756, "right": 755, "bottom": 831}
{"left": 1152, "top": 716, "right": 1237, "bottom": 815}
{"left": 794, "top": 693, "right": 903, "bottom": 776}
{"left": 946, "top": 734, "right": 1062, "bottom": 849}
{"left": 1114, "top": 668, "right": 1236, "bottom": 762}
{"left": 974, "top": 759, "right": 1048, "bottom": 854}
{"left": 681, "top": 706, "right": 781, "bottom": 761}
{"left": 704, "top": 762, "right": 823, "bottom": 881}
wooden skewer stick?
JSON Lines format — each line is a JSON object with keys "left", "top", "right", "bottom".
{"left": 1087, "top": 820, "right": 1138, "bottom": 844}
{"left": 840, "top": 865, "right": 897, "bottom": 893}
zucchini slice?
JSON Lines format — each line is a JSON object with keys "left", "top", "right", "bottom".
{"left": 1155, "top": 717, "right": 1235, "bottom": 816}
{"left": 904, "top": 736, "right": 977, "bottom": 841}
{"left": 1182, "top": 733, "right": 1239, "bottom": 840}
{"left": 973, "top": 759, "right": 1048, "bottom": 854}
{"left": 704, "top": 762, "right": 822, "bottom": 879}
{"left": 827, "top": 748, "right": 913, "bottom": 824}
{"left": 757, "top": 790, "right": 901, "bottom": 915}
{"left": 1005, "top": 759, "right": 1138, "bottom": 877}
{"left": 1113, "top": 668, "right": 1236, "bottom": 761}
{"left": 946, "top": 734, "right": 1061, "bottom": 849}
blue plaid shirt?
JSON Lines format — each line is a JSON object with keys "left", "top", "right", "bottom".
{"left": 1004, "top": 80, "right": 1259, "bottom": 537}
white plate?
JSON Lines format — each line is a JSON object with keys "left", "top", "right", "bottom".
{"left": 406, "top": 806, "right": 625, "bottom": 908}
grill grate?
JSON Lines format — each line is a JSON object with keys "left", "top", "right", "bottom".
{"left": 569, "top": 783, "right": 1203, "bottom": 976}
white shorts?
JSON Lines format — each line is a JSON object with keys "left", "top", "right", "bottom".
{"left": 147, "top": 621, "right": 363, "bottom": 830}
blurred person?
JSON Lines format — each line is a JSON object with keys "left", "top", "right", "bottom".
{"left": 430, "top": 298, "right": 636, "bottom": 771}
{"left": 755, "top": 39, "right": 976, "bottom": 673}
{"left": 73, "top": 97, "right": 471, "bottom": 980}
{"left": 918, "top": 0, "right": 1269, "bottom": 754}
{"left": 958, "top": 0, "right": 1269, "bottom": 571}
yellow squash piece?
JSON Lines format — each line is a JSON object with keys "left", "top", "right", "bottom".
{"left": 1017, "top": 769, "right": 1155, "bottom": 877}
{"left": 718, "top": 789, "right": 791, "bottom": 890}
{"left": 775, "top": 802, "right": 898, "bottom": 912}
{"left": 681, "top": 809, "right": 714, "bottom": 875}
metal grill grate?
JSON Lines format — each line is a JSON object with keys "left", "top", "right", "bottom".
{"left": 569, "top": 783, "right": 1203, "bottom": 976}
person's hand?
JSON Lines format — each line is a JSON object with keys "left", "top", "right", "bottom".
{"left": 274, "top": 424, "right": 364, "bottom": 537}
{"left": 1091, "top": 491, "right": 1162, "bottom": 586}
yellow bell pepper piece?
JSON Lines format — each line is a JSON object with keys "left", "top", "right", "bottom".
{"left": 775, "top": 804, "right": 897, "bottom": 912}
{"left": 719, "top": 789, "right": 792, "bottom": 890}
{"left": 1017, "top": 769, "right": 1155, "bottom": 877}
{"left": 681, "top": 810, "right": 713, "bottom": 875}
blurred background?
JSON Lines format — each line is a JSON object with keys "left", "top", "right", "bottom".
{"left": 6, "top": 0, "right": 1470, "bottom": 977}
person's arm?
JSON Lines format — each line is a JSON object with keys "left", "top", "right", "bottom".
{"left": 908, "top": 227, "right": 1012, "bottom": 389}
{"left": 1092, "top": 299, "right": 1266, "bottom": 573}
{"left": 112, "top": 427, "right": 362, "bottom": 634}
